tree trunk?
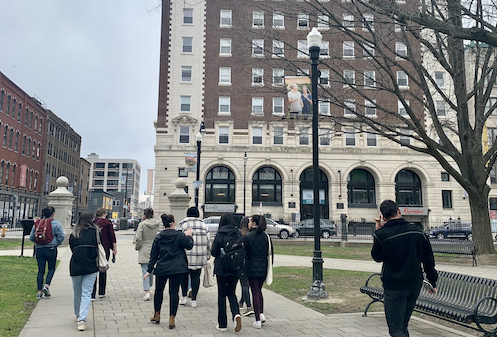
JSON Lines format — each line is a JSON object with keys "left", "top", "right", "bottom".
{"left": 468, "top": 191, "right": 496, "bottom": 255}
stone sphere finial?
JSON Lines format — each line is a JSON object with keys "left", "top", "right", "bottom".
{"left": 175, "top": 178, "right": 187, "bottom": 189}
{"left": 56, "top": 176, "right": 69, "bottom": 188}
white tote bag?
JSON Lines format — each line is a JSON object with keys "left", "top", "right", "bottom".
{"left": 265, "top": 233, "right": 273, "bottom": 285}
{"left": 203, "top": 258, "right": 215, "bottom": 288}
{"left": 96, "top": 230, "right": 109, "bottom": 273}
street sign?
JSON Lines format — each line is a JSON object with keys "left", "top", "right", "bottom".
{"left": 120, "top": 176, "right": 126, "bottom": 184}
{"left": 193, "top": 181, "right": 202, "bottom": 188}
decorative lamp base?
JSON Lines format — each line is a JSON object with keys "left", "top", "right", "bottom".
{"left": 306, "top": 280, "right": 329, "bottom": 300}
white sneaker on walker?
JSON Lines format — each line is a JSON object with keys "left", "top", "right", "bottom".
{"left": 253, "top": 321, "right": 262, "bottom": 329}
{"left": 179, "top": 296, "right": 188, "bottom": 305}
{"left": 143, "top": 293, "right": 151, "bottom": 301}
{"left": 260, "top": 313, "right": 266, "bottom": 323}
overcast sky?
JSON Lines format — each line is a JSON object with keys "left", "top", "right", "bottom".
{"left": 0, "top": 0, "right": 162, "bottom": 194}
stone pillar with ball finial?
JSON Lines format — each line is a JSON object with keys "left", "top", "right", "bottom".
{"left": 47, "top": 176, "right": 75, "bottom": 245}
{"left": 167, "top": 178, "right": 191, "bottom": 226}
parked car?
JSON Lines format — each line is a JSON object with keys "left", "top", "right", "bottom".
{"left": 428, "top": 221, "right": 472, "bottom": 240}
{"left": 203, "top": 216, "right": 221, "bottom": 240}
{"left": 112, "top": 219, "right": 119, "bottom": 231}
{"left": 293, "top": 219, "right": 337, "bottom": 239}
{"left": 265, "top": 218, "right": 295, "bottom": 239}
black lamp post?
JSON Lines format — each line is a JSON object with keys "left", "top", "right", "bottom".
{"left": 306, "top": 27, "right": 328, "bottom": 300}
{"left": 195, "top": 121, "right": 206, "bottom": 209}
{"left": 243, "top": 152, "right": 248, "bottom": 215}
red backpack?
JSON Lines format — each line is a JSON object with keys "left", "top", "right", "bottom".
{"left": 34, "top": 219, "right": 54, "bottom": 245}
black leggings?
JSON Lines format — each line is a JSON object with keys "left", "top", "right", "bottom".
{"left": 181, "top": 269, "right": 202, "bottom": 300}
{"left": 154, "top": 273, "right": 185, "bottom": 316}
{"left": 248, "top": 277, "right": 265, "bottom": 321}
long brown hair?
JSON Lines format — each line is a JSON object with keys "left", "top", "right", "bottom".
{"left": 72, "top": 213, "right": 97, "bottom": 238}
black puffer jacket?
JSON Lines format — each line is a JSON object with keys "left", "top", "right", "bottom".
{"left": 212, "top": 226, "right": 242, "bottom": 277}
{"left": 147, "top": 229, "right": 194, "bottom": 276}
{"left": 69, "top": 228, "right": 99, "bottom": 277}
{"left": 243, "top": 228, "right": 273, "bottom": 278}
{"left": 372, "top": 218, "right": 437, "bottom": 290}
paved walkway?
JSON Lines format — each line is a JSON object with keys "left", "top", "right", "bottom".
{"left": 10, "top": 232, "right": 490, "bottom": 336}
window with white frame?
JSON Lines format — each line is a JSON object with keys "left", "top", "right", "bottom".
{"left": 252, "top": 98, "right": 264, "bottom": 115}
{"left": 252, "top": 127, "right": 263, "bottom": 144}
{"left": 182, "top": 37, "right": 193, "bottom": 53}
{"left": 219, "top": 67, "right": 231, "bottom": 84}
{"left": 396, "top": 42, "right": 407, "bottom": 58}
{"left": 220, "top": 38, "right": 232, "bottom": 55}
{"left": 320, "top": 41, "right": 330, "bottom": 56}
{"left": 219, "top": 96, "right": 231, "bottom": 113}
{"left": 400, "top": 129, "right": 411, "bottom": 145}
{"left": 181, "top": 66, "right": 192, "bottom": 82}
{"left": 179, "top": 126, "right": 190, "bottom": 144}
{"left": 220, "top": 10, "right": 232, "bottom": 26}
{"left": 273, "top": 97, "right": 284, "bottom": 114}
{"left": 273, "top": 12, "right": 284, "bottom": 28}
{"left": 398, "top": 100, "right": 409, "bottom": 117}
{"left": 317, "top": 14, "right": 329, "bottom": 28}
{"left": 320, "top": 69, "right": 329, "bottom": 85}
{"left": 273, "top": 40, "right": 284, "bottom": 56}
{"left": 273, "top": 68, "right": 284, "bottom": 85}
{"left": 319, "top": 101, "right": 330, "bottom": 115}
{"left": 365, "top": 100, "right": 377, "bottom": 117}
{"left": 397, "top": 71, "right": 408, "bottom": 87}
{"left": 435, "top": 71, "right": 445, "bottom": 88}
{"left": 273, "top": 127, "right": 284, "bottom": 145}
{"left": 343, "top": 41, "right": 354, "bottom": 57}
{"left": 344, "top": 69, "right": 355, "bottom": 85}
{"left": 436, "top": 100, "right": 446, "bottom": 116}
{"left": 319, "top": 129, "right": 331, "bottom": 145}
{"left": 252, "top": 39, "right": 264, "bottom": 56}
{"left": 342, "top": 13, "right": 354, "bottom": 28}
{"left": 252, "top": 68, "right": 264, "bottom": 85}
{"left": 364, "top": 70, "right": 375, "bottom": 87}
{"left": 180, "top": 96, "right": 191, "bottom": 112}
{"left": 344, "top": 100, "right": 356, "bottom": 116}
{"left": 367, "top": 130, "right": 377, "bottom": 146}
{"left": 345, "top": 128, "right": 356, "bottom": 146}
{"left": 219, "top": 126, "right": 229, "bottom": 144}
{"left": 363, "top": 13, "right": 374, "bottom": 30}
{"left": 299, "top": 128, "right": 309, "bottom": 145}
{"left": 298, "top": 13, "right": 309, "bottom": 28}
{"left": 298, "top": 40, "right": 308, "bottom": 57}
{"left": 183, "top": 8, "right": 193, "bottom": 24}
{"left": 363, "top": 43, "right": 375, "bottom": 58}
{"left": 253, "top": 11, "right": 264, "bottom": 27}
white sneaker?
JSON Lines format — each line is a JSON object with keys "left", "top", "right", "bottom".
{"left": 234, "top": 314, "right": 242, "bottom": 332}
{"left": 191, "top": 300, "right": 197, "bottom": 308}
{"left": 260, "top": 313, "right": 266, "bottom": 323}
{"left": 143, "top": 293, "right": 151, "bottom": 301}
{"left": 216, "top": 324, "right": 228, "bottom": 332}
{"left": 77, "top": 320, "right": 86, "bottom": 331}
{"left": 179, "top": 296, "right": 188, "bottom": 305}
{"left": 253, "top": 321, "right": 262, "bottom": 329}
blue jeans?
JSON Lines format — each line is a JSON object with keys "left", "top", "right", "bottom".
{"left": 72, "top": 272, "right": 98, "bottom": 322}
{"left": 141, "top": 263, "right": 153, "bottom": 291}
{"left": 35, "top": 247, "right": 57, "bottom": 290}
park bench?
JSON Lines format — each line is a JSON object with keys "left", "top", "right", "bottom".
{"left": 360, "top": 271, "right": 497, "bottom": 336}
{"left": 429, "top": 238, "right": 477, "bottom": 266}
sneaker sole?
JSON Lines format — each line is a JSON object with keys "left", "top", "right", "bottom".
{"left": 234, "top": 315, "right": 242, "bottom": 332}
{"left": 243, "top": 311, "right": 254, "bottom": 316}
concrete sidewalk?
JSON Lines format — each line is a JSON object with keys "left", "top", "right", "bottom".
{"left": 12, "top": 236, "right": 481, "bottom": 337}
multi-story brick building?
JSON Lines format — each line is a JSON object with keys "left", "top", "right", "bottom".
{"left": 0, "top": 71, "right": 47, "bottom": 223}
{"left": 154, "top": 0, "right": 491, "bottom": 228}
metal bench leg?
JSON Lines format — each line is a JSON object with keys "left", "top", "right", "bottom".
{"left": 362, "top": 299, "right": 380, "bottom": 317}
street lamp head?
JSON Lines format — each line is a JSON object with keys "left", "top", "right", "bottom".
{"left": 196, "top": 132, "right": 202, "bottom": 142}
{"left": 243, "top": 152, "right": 248, "bottom": 163}
{"left": 200, "top": 121, "right": 206, "bottom": 138}
{"left": 307, "top": 27, "right": 323, "bottom": 48}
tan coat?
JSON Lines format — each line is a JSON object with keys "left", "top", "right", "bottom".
{"left": 135, "top": 218, "right": 160, "bottom": 264}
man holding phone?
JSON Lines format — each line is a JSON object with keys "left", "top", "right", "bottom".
{"left": 372, "top": 200, "right": 438, "bottom": 337}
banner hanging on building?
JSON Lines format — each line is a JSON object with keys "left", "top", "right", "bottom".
{"left": 19, "top": 164, "right": 28, "bottom": 188}
{"left": 185, "top": 153, "right": 197, "bottom": 172}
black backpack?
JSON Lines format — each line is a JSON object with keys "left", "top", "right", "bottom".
{"left": 219, "top": 231, "right": 245, "bottom": 272}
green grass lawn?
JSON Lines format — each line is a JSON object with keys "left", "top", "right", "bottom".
{"left": 0, "top": 256, "right": 39, "bottom": 337}
{"left": 0, "top": 240, "right": 33, "bottom": 250}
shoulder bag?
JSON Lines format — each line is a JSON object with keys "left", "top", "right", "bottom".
{"left": 265, "top": 232, "right": 273, "bottom": 285}
{"left": 96, "top": 230, "right": 109, "bottom": 273}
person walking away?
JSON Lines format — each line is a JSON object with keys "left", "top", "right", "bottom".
{"left": 143, "top": 214, "right": 193, "bottom": 329}
{"left": 135, "top": 207, "right": 160, "bottom": 301}
{"left": 91, "top": 208, "right": 117, "bottom": 299}
{"left": 243, "top": 214, "right": 273, "bottom": 329}
{"left": 176, "top": 206, "right": 211, "bottom": 308}
{"left": 238, "top": 216, "right": 253, "bottom": 316}
{"left": 69, "top": 213, "right": 100, "bottom": 331}
{"left": 211, "top": 212, "right": 243, "bottom": 332}
{"left": 29, "top": 206, "right": 65, "bottom": 299}
{"left": 372, "top": 199, "right": 438, "bottom": 337}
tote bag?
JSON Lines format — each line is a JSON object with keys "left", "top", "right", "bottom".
{"left": 265, "top": 233, "right": 273, "bottom": 285}
{"left": 203, "top": 258, "right": 215, "bottom": 288}
{"left": 96, "top": 230, "right": 109, "bottom": 273}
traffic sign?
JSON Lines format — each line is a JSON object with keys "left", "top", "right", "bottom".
{"left": 193, "top": 181, "right": 202, "bottom": 189}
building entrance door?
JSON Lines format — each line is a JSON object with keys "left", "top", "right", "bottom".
{"left": 299, "top": 168, "right": 329, "bottom": 220}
